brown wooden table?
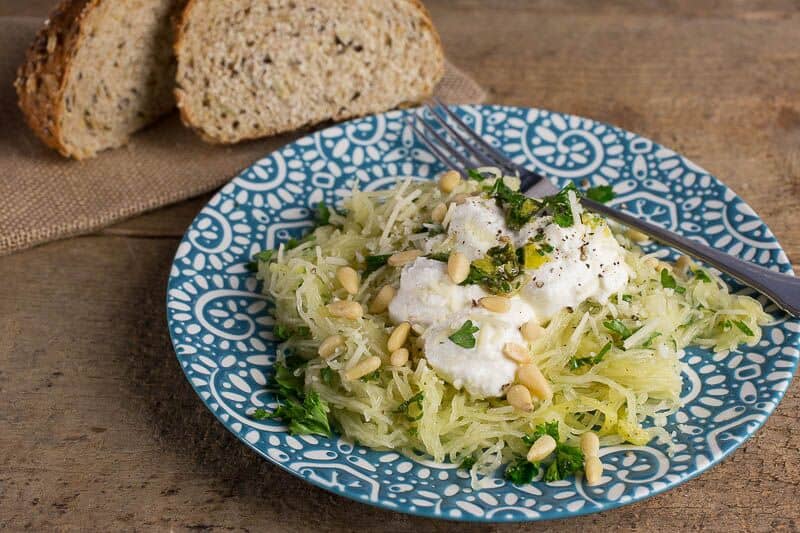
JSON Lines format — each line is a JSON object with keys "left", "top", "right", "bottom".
{"left": 2, "top": 1, "right": 799, "bottom": 531}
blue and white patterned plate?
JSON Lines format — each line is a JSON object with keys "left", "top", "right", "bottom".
{"left": 166, "top": 105, "right": 799, "bottom": 522}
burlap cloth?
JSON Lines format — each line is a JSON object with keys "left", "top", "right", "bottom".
{"left": 0, "top": 16, "right": 486, "bottom": 255}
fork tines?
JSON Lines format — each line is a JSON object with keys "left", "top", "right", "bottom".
{"left": 411, "top": 99, "right": 520, "bottom": 177}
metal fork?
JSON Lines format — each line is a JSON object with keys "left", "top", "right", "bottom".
{"left": 412, "top": 98, "right": 800, "bottom": 317}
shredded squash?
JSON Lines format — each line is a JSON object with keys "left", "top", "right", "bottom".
{"left": 258, "top": 173, "right": 770, "bottom": 486}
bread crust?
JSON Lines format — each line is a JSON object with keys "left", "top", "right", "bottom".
{"left": 173, "top": 0, "right": 446, "bottom": 144}
{"left": 15, "top": 0, "right": 100, "bottom": 159}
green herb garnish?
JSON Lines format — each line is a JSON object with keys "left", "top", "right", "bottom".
{"left": 360, "top": 370, "right": 381, "bottom": 383}
{"left": 569, "top": 341, "right": 612, "bottom": 370}
{"left": 542, "top": 183, "right": 579, "bottom": 228}
{"left": 621, "top": 294, "right": 633, "bottom": 303}
{"left": 732, "top": 319, "right": 755, "bottom": 337}
{"left": 462, "top": 244, "right": 523, "bottom": 295}
{"left": 504, "top": 458, "right": 538, "bottom": 485}
{"left": 485, "top": 177, "right": 542, "bottom": 230}
{"left": 254, "top": 359, "right": 332, "bottom": 436}
{"left": 543, "top": 444, "right": 584, "bottom": 482}
{"left": 395, "top": 392, "right": 425, "bottom": 421}
{"left": 520, "top": 421, "right": 584, "bottom": 482}
{"left": 273, "top": 324, "right": 291, "bottom": 341}
{"left": 693, "top": 269, "right": 712, "bottom": 283}
{"left": 247, "top": 249, "right": 276, "bottom": 271}
{"left": 448, "top": 320, "right": 480, "bottom": 349}
{"left": 272, "top": 324, "right": 310, "bottom": 341}
{"left": 363, "top": 254, "right": 392, "bottom": 276}
{"left": 459, "top": 456, "right": 477, "bottom": 470}
{"left": 642, "top": 332, "right": 662, "bottom": 348}
{"left": 314, "top": 202, "right": 331, "bottom": 226}
{"left": 425, "top": 252, "right": 450, "bottom": 262}
{"left": 585, "top": 184, "right": 615, "bottom": 203}
{"left": 660, "top": 268, "right": 686, "bottom": 294}
{"left": 467, "top": 168, "right": 487, "bottom": 181}
{"left": 603, "top": 319, "right": 633, "bottom": 339}
{"left": 320, "top": 367, "right": 335, "bottom": 386}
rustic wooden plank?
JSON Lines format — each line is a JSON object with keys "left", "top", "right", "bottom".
{"left": 1, "top": 1, "right": 799, "bottom": 531}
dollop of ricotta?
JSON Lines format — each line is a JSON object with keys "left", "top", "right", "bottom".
{"left": 389, "top": 197, "right": 629, "bottom": 398}
{"left": 518, "top": 217, "right": 629, "bottom": 321}
{"left": 445, "top": 198, "right": 511, "bottom": 260}
{"left": 389, "top": 258, "right": 485, "bottom": 327}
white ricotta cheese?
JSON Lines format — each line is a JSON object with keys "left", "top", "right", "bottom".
{"left": 445, "top": 197, "right": 511, "bottom": 260}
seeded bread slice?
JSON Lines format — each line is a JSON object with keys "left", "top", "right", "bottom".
{"left": 174, "top": 0, "right": 444, "bottom": 144}
{"left": 15, "top": 0, "right": 185, "bottom": 160}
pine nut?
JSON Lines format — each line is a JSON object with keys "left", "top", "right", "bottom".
{"left": 336, "top": 266, "right": 359, "bottom": 295}
{"left": 674, "top": 255, "right": 691, "bottom": 274}
{"left": 431, "top": 202, "right": 448, "bottom": 224}
{"left": 438, "top": 170, "right": 461, "bottom": 193}
{"left": 506, "top": 384, "right": 533, "bottom": 411}
{"left": 344, "top": 356, "right": 382, "bottom": 381}
{"left": 369, "top": 285, "right": 395, "bottom": 314}
{"left": 584, "top": 456, "right": 603, "bottom": 486}
{"left": 452, "top": 193, "right": 470, "bottom": 205}
{"left": 503, "top": 342, "right": 531, "bottom": 363}
{"left": 580, "top": 431, "right": 600, "bottom": 458}
{"left": 390, "top": 348, "right": 409, "bottom": 366}
{"left": 387, "top": 322, "right": 411, "bottom": 352}
{"left": 447, "top": 252, "right": 470, "bottom": 284}
{"left": 318, "top": 335, "right": 345, "bottom": 359}
{"left": 520, "top": 320, "right": 544, "bottom": 342}
{"left": 327, "top": 300, "right": 363, "bottom": 320}
{"left": 518, "top": 364, "right": 553, "bottom": 401}
{"left": 626, "top": 228, "right": 649, "bottom": 243}
{"left": 526, "top": 434, "right": 557, "bottom": 462}
{"left": 388, "top": 249, "right": 421, "bottom": 267}
{"left": 479, "top": 296, "right": 510, "bottom": 313}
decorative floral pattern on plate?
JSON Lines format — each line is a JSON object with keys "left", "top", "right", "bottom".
{"left": 167, "top": 105, "right": 799, "bottom": 522}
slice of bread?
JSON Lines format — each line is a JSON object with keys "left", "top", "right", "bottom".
{"left": 174, "top": 0, "right": 444, "bottom": 144}
{"left": 15, "top": 0, "right": 184, "bottom": 160}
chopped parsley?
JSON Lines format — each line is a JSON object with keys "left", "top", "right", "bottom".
{"left": 621, "top": 294, "right": 633, "bottom": 303}
{"left": 395, "top": 392, "right": 425, "bottom": 421}
{"left": 314, "top": 202, "right": 331, "bottom": 226}
{"left": 459, "top": 456, "right": 477, "bottom": 470}
{"left": 520, "top": 420, "right": 583, "bottom": 482}
{"left": 660, "top": 268, "right": 686, "bottom": 294}
{"left": 467, "top": 168, "right": 488, "bottom": 181}
{"left": 603, "top": 319, "right": 633, "bottom": 339}
{"left": 543, "top": 442, "right": 584, "bottom": 482}
{"left": 363, "top": 254, "right": 392, "bottom": 276}
{"left": 585, "top": 184, "right": 615, "bottom": 203}
{"left": 272, "top": 324, "right": 311, "bottom": 341}
{"left": 425, "top": 252, "right": 450, "bottom": 262}
{"left": 448, "top": 320, "right": 480, "bottom": 349}
{"left": 569, "top": 341, "right": 612, "bottom": 370}
{"left": 485, "top": 177, "right": 542, "bottom": 230}
{"left": 693, "top": 269, "right": 712, "bottom": 283}
{"left": 247, "top": 249, "right": 276, "bottom": 271}
{"left": 462, "top": 244, "right": 523, "bottom": 295}
{"left": 732, "top": 319, "right": 755, "bottom": 337}
{"left": 253, "top": 358, "right": 332, "bottom": 437}
{"left": 523, "top": 421, "right": 584, "bottom": 482}
{"left": 504, "top": 458, "right": 538, "bottom": 485}
{"left": 360, "top": 370, "right": 381, "bottom": 383}
{"left": 320, "top": 367, "right": 335, "bottom": 386}
{"left": 642, "top": 332, "right": 662, "bottom": 348}
{"left": 542, "top": 183, "right": 579, "bottom": 228}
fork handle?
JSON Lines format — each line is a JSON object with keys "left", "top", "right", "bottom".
{"left": 582, "top": 198, "right": 800, "bottom": 317}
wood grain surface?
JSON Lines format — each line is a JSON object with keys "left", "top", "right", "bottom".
{"left": 1, "top": 1, "right": 799, "bottom": 531}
